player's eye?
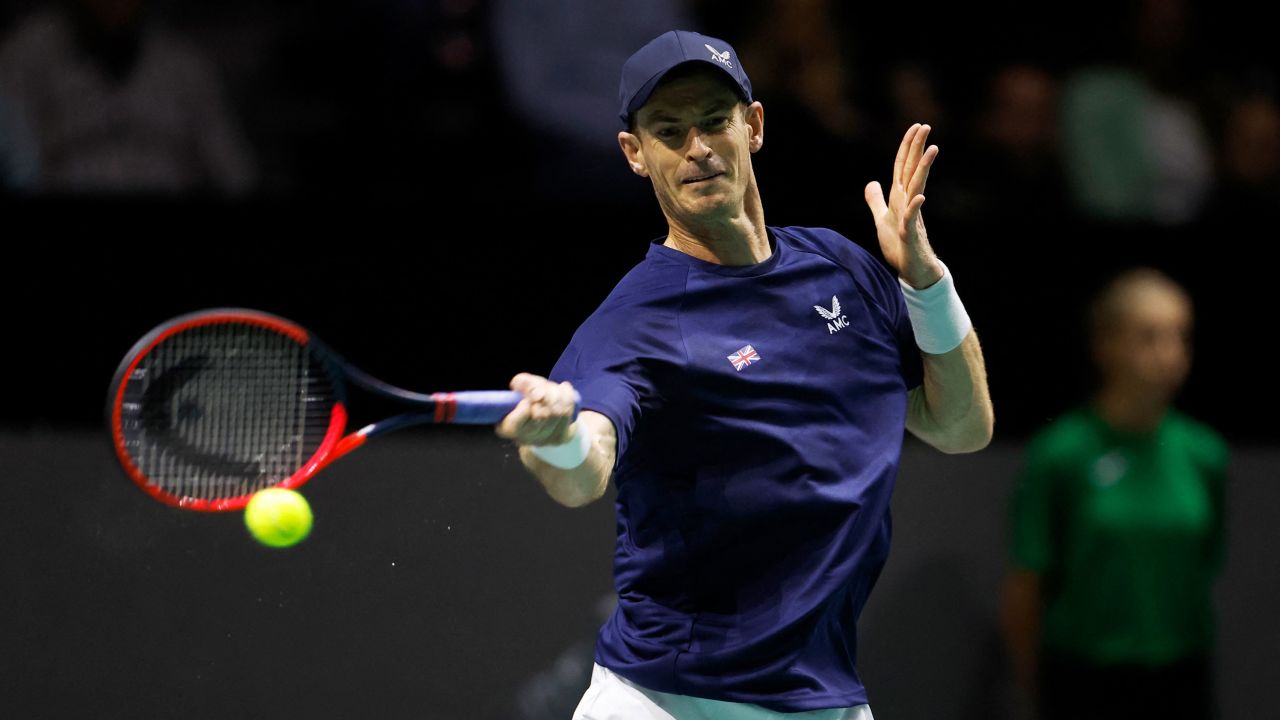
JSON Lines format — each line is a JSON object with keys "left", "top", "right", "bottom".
{"left": 655, "top": 126, "right": 681, "bottom": 140}
{"left": 704, "top": 116, "right": 729, "bottom": 130}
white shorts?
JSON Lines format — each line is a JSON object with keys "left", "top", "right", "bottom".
{"left": 572, "top": 663, "right": 875, "bottom": 720}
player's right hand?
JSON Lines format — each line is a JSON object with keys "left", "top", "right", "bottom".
{"left": 495, "top": 373, "right": 580, "bottom": 447}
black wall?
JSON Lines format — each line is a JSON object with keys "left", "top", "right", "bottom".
{"left": 4, "top": 433, "right": 1275, "bottom": 719}
{"left": 2, "top": 196, "right": 1271, "bottom": 444}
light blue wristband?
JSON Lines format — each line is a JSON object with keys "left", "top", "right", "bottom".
{"left": 898, "top": 259, "right": 972, "bottom": 354}
{"left": 531, "top": 422, "right": 593, "bottom": 469}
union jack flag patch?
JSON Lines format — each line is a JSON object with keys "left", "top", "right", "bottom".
{"left": 727, "top": 344, "right": 760, "bottom": 371}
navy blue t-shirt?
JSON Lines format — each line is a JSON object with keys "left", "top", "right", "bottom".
{"left": 548, "top": 226, "right": 925, "bottom": 711}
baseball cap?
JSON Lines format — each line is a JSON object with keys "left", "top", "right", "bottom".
{"left": 618, "top": 30, "right": 753, "bottom": 129}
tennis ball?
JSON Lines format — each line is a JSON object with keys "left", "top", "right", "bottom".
{"left": 244, "top": 488, "right": 313, "bottom": 548}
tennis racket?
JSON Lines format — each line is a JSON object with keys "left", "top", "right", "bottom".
{"left": 106, "top": 308, "right": 577, "bottom": 511}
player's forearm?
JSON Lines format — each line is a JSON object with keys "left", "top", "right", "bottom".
{"left": 518, "top": 413, "right": 615, "bottom": 508}
{"left": 907, "top": 329, "right": 993, "bottom": 453}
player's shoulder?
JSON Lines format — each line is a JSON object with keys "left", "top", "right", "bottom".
{"left": 777, "top": 225, "right": 896, "bottom": 285}
{"left": 595, "top": 248, "right": 688, "bottom": 314}
{"left": 776, "top": 225, "right": 880, "bottom": 268}
{"left": 776, "top": 225, "right": 900, "bottom": 308}
{"left": 570, "top": 246, "right": 688, "bottom": 341}
{"left": 562, "top": 250, "right": 687, "bottom": 358}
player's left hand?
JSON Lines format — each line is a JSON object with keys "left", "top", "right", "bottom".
{"left": 864, "top": 123, "right": 945, "bottom": 290}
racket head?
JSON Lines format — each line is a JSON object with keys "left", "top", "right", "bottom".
{"left": 106, "top": 309, "right": 348, "bottom": 511}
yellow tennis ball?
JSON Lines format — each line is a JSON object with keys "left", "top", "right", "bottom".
{"left": 244, "top": 488, "right": 313, "bottom": 548}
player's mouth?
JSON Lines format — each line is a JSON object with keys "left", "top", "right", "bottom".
{"left": 682, "top": 172, "right": 724, "bottom": 184}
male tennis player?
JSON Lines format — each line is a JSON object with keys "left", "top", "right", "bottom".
{"left": 497, "top": 30, "right": 993, "bottom": 718}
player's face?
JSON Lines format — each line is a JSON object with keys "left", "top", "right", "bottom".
{"left": 1097, "top": 287, "right": 1193, "bottom": 398}
{"left": 619, "top": 69, "right": 763, "bottom": 223}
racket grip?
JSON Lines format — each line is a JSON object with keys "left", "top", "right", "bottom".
{"left": 436, "top": 390, "right": 521, "bottom": 423}
{"left": 440, "top": 389, "right": 582, "bottom": 424}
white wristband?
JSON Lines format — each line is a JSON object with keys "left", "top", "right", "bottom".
{"left": 531, "top": 421, "right": 593, "bottom": 469}
{"left": 898, "top": 259, "right": 972, "bottom": 354}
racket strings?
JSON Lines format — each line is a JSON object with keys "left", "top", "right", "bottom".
{"left": 119, "top": 323, "right": 336, "bottom": 502}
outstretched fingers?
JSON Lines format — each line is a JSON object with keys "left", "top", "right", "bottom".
{"left": 907, "top": 143, "right": 939, "bottom": 199}
{"left": 903, "top": 125, "right": 930, "bottom": 189}
{"left": 864, "top": 180, "right": 888, "bottom": 218}
{"left": 902, "top": 193, "right": 927, "bottom": 234}
{"left": 892, "top": 124, "right": 920, "bottom": 189}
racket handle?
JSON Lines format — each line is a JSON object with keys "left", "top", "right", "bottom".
{"left": 440, "top": 390, "right": 522, "bottom": 423}
{"left": 360, "top": 388, "right": 583, "bottom": 439}
{"left": 432, "top": 389, "right": 582, "bottom": 424}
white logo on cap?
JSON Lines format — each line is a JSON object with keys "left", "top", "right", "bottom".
{"left": 705, "top": 43, "right": 733, "bottom": 69}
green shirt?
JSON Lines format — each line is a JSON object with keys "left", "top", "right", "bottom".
{"left": 1010, "top": 406, "right": 1229, "bottom": 665}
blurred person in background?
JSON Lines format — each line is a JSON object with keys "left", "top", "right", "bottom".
{"left": 1002, "top": 268, "right": 1229, "bottom": 720}
{"left": 731, "top": 0, "right": 875, "bottom": 229}
{"left": 948, "top": 64, "right": 1066, "bottom": 224}
{"left": 337, "top": 0, "right": 507, "bottom": 199}
{"left": 0, "top": 0, "right": 255, "bottom": 194}
{"left": 941, "top": 63, "right": 1070, "bottom": 448}
{"left": 490, "top": 0, "right": 692, "bottom": 201}
{"left": 1059, "top": 0, "right": 1214, "bottom": 225}
{"left": 1207, "top": 92, "right": 1280, "bottom": 219}
{"left": 0, "top": 90, "right": 38, "bottom": 191}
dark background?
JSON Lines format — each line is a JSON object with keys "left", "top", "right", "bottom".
{"left": 2, "top": 0, "right": 1276, "bottom": 440}
{"left": 2, "top": 0, "right": 1277, "bottom": 717}
{"left": 4, "top": 436, "right": 1277, "bottom": 719}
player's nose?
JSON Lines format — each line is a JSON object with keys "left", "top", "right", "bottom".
{"left": 686, "top": 130, "right": 714, "bottom": 160}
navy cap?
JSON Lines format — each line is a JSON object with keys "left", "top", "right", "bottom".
{"left": 618, "top": 30, "right": 753, "bottom": 129}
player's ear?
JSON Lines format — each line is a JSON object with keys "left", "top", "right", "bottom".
{"left": 745, "top": 101, "right": 764, "bottom": 153}
{"left": 618, "top": 131, "right": 648, "bottom": 177}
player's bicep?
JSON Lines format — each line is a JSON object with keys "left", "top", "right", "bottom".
{"left": 903, "top": 381, "right": 959, "bottom": 452}
{"left": 563, "top": 373, "right": 644, "bottom": 471}
{"left": 904, "top": 383, "right": 934, "bottom": 444}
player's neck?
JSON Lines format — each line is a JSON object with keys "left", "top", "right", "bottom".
{"left": 663, "top": 185, "right": 769, "bottom": 266}
{"left": 1092, "top": 385, "right": 1172, "bottom": 434}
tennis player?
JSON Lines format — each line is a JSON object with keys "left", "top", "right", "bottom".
{"left": 496, "top": 30, "right": 993, "bottom": 718}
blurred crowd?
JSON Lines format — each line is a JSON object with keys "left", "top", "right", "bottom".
{"left": 1, "top": 0, "right": 1274, "bottom": 438}
{"left": 0, "top": 0, "right": 1273, "bottom": 221}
